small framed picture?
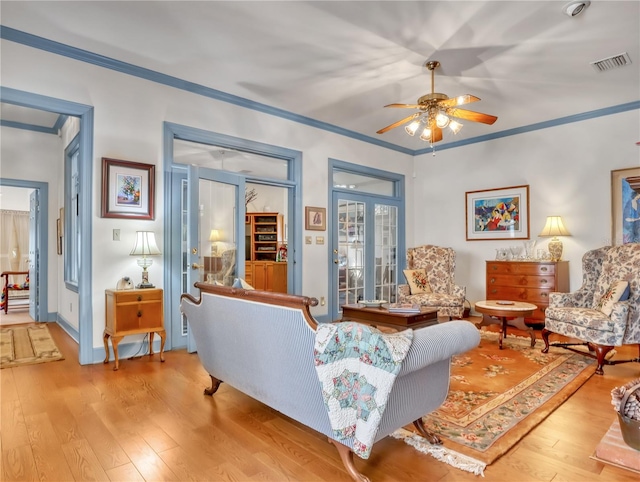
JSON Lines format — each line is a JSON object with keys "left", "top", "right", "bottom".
{"left": 101, "top": 158, "right": 155, "bottom": 220}
{"left": 305, "top": 206, "right": 326, "bottom": 231}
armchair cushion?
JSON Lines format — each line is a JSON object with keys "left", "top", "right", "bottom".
{"left": 594, "top": 280, "right": 630, "bottom": 316}
{"left": 402, "top": 269, "right": 432, "bottom": 294}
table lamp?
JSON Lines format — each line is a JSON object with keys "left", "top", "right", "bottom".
{"left": 539, "top": 216, "right": 571, "bottom": 261}
{"left": 209, "top": 229, "right": 221, "bottom": 255}
{"left": 130, "top": 231, "right": 161, "bottom": 288}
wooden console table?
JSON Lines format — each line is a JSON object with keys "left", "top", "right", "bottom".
{"left": 103, "top": 288, "right": 165, "bottom": 370}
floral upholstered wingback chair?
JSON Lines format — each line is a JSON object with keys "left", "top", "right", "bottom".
{"left": 397, "top": 245, "right": 466, "bottom": 319}
{"left": 542, "top": 243, "right": 640, "bottom": 375}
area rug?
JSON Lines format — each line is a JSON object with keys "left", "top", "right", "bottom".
{"left": 0, "top": 324, "right": 64, "bottom": 368}
{"left": 392, "top": 330, "right": 597, "bottom": 475}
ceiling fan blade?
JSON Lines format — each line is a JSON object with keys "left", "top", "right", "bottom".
{"left": 447, "top": 108, "right": 498, "bottom": 125}
{"left": 437, "top": 94, "right": 481, "bottom": 108}
{"left": 376, "top": 112, "right": 421, "bottom": 134}
{"left": 384, "top": 103, "right": 425, "bottom": 109}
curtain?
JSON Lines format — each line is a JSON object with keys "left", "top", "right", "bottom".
{"left": 0, "top": 210, "right": 30, "bottom": 283}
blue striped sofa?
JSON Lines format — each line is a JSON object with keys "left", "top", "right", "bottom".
{"left": 180, "top": 284, "right": 480, "bottom": 481}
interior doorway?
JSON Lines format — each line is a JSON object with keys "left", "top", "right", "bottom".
{"left": 0, "top": 181, "right": 47, "bottom": 324}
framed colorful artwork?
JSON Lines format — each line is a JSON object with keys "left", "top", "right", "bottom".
{"left": 101, "top": 158, "right": 155, "bottom": 220}
{"left": 305, "top": 206, "right": 326, "bottom": 231}
{"left": 611, "top": 167, "right": 640, "bottom": 245}
{"left": 465, "top": 184, "right": 530, "bottom": 240}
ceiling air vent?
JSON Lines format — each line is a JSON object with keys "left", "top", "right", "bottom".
{"left": 590, "top": 52, "right": 632, "bottom": 72}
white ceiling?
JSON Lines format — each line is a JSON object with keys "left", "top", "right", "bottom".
{"left": 1, "top": 1, "right": 639, "bottom": 151}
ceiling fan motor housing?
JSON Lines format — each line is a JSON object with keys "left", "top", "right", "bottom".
{"left": 418, "top": 93, "right": 448, "bottom": 105}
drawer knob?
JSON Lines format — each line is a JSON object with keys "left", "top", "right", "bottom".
{"left": 541, "top": 292, "right": 548, "bottom": 298}
{"left": 137, "top": 311, "right": 142, "bottom": 317}
{"left": 541, "top": 267, "right": 548, "bottom": 272}
{"left": 490, "top": 289, "right": 497, "bottom": 294}
{"left": 137, "top": 296, "right": 142, "bottom": 302}
{"left": 490, "top": 278, "right": 496, "bottom": 284}
{"left": 492, "top": 266, "right": 497, "bottom": 271}
{"left": 541, "top": 279, "right": 548, "bottom": 284}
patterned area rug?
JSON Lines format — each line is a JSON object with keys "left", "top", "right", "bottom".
{"left": 392, "top": 330, "right": 596, "bottom": 475}
{"left": 0, "top": 324, "right": 64, "bottom": 368}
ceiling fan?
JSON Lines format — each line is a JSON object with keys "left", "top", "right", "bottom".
{"left": 377, "top": 60, "right": 497, "bottom": 144}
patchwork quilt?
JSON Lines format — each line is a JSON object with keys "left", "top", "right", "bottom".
{"left": 314, "top": 322, "right": 413, "bottom": 458}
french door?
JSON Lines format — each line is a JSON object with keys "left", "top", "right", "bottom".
{"left": 331, "top": 191, "right": 400, "bottom": 320}
{"left": 184, "top": 165, "right": 245, "bottom": 351}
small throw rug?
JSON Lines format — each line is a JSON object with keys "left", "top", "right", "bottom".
{"left": 392, "top": 330, "right": 596, "bottom": 476}
{"left": 0, "top": 324, "right": 64, "bottom": 368}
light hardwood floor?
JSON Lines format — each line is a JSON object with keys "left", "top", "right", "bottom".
{"left": 1, "top": 321, "right": 639, "bottom": 482}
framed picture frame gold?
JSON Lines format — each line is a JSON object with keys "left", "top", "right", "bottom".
{"left": 101, "top": 158, "right": 155, "bottom": 220}
{"left": 465, "top": 184, "right": 530, "bottom": 241}
{"left": 305, "top": 206, "right": 326, "bottom": 231}
{"left": 611, "top": 167, "right": 640, "bottom": 245}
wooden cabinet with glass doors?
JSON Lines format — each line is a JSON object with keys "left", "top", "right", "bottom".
{"left": 244, "top": 212, "right": 287, "bottom": 292}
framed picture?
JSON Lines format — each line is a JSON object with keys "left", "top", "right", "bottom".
{"left": 56, "top": 217, "right": 62, "bottom": 255}
{"left": 305, "top": 206, "right": 326, "bottom": 231}
{"left": 465, "top": 184, "right": 530, "bottom": 241}
{"left": 101, "top": 158, "right": 155, "bottom": 220}
{"left": 611, "top": 167, "right": 640, "bottom": 245}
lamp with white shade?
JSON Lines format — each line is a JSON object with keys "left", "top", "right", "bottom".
{"left": 130, "top": 231, "right": 161, "bottom": 288}
{"left": 209, "top": 229, "right": 222, "bottom": 256}
{"left": 539, "top": 216, "right": 571, "bottom": 261}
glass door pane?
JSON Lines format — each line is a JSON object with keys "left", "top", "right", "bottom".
{"left": 337, "top": 199, "right": 365, "bottom": 308}
{"left": 374, "top": 204, "right": 398, "bottom": 303}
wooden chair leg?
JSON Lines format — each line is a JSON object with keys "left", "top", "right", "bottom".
{"left": 593, "top": 344, "right": 615, "bottom": 375}
{"left": 327, "top": 438, "right": 370, "bottom": 482}
{"left": 541, "top": 328, "right": 552, "bottom": 353}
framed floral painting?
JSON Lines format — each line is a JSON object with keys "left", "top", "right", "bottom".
{"left": 101, "top": 158, "right": 155, "bottom": 220}
{"left": 465, "top": 184, "right": 530, "bottom": 241}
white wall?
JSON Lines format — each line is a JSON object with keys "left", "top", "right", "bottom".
{"left": 0, "top": 186, "right": 31, "bottom": 210}
{"left": 1, "top": 39, "right": 414, "bottom": 350}
{"left": 412, "top": 111, "right": 640, "bottom": 308}
{"left": 0, "top": 126, "right": 63, "bottom": 314}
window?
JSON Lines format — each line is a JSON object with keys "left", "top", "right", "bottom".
{"left": 64, "top": 135, "right": 80, "bottom": 290}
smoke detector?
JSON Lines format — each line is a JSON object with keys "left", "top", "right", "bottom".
{"left": 562, "top": 1, "right": 590, "bottom": 17}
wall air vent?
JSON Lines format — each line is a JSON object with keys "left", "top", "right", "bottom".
{"left": 590, "top": 52, "right": 632, "bottom": 72}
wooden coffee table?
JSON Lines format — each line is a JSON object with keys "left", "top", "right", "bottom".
{"left": 341, "top": 304, "right": 438, "bottom": 331}
{"left": 474, "top": 300, "right": 537, "bottom": 349}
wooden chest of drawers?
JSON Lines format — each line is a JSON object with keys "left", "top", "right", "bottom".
{"left": 485, "top": 261, "right": 569, "bottom": 324}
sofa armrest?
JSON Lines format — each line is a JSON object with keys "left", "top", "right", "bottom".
{"left": 398, "top": 320, "right": 480, "bottom": 376}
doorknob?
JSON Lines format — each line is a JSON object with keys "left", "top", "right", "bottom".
{"left": 191, "top": 263, "right": 202, "bottom": 270}
{"left": 334, "top": 259, "right": 339, "bottom": 264}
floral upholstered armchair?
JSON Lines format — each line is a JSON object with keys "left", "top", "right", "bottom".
{"left": 542, "top": 243, "right": 640, "bottom": 375}
{"left": 397, "top": 245, "right": 466, "bottom": 319}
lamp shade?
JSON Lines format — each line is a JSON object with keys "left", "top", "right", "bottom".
{"left": 539, "top": 216, "right": 571, "bottom": 237}
{"left": 130, "top": 231, "right": 161, "bottom": 256}
{"left": 209, "top": 229, "right": 221, "bottom": 242}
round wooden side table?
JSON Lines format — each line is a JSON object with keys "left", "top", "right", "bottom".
{"left": 474, "top": 300, "right": 537, "bottom": 349}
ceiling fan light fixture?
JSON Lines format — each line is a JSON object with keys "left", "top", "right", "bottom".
{"left": 562, "top": 1, "right": 590, "bottom": 17}
{"left": 449, "top": 120, "right": 463, "bottom": 134}
{"left": 419, "top": 127, "right": 432, "bottom": 142}
{"left": 405, "top": 120, "right": 420, "bottom": 136}
{"left": 435, "top": 112, "right": 450, "bottom": 128}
